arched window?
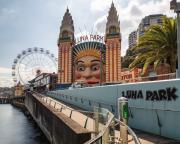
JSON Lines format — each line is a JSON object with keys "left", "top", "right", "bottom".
{"left": 62, "top": 30, "right": 68, "bottom": 38}
{"left": 109, "top": 26, "right": 116, "bottom": 34}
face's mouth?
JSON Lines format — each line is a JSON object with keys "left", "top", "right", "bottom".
{"left": 86, "top": 81, "right": 99, "bottom": 84}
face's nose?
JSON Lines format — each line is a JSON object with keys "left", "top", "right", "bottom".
{"left": 82, "top": 68, "right": 92, "bottom": 79}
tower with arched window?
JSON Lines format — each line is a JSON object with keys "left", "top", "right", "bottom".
{"left": 58, "top": 8, "right": 75, "bottom": 84}
{"left": 105, "top": 2, "right": 121, "bottom": 83}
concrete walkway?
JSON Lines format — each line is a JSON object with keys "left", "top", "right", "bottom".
{"left": 39, "top": 94, "right": 180, "bottom": 144}
{"left": 134, "top": 130, "right": 180, "bottom": 144}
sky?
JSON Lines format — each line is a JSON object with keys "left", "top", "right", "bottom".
{"left": 0, "top": 0, "right": 177, "bottom": 87}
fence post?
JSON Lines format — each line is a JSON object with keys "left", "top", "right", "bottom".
{"left": 118, "top": 97, "right": 128, "bottom": 144}
{"left": 94, "top": 107, "right": 102, "bottom": 144}
{"left": 109, "top": 119, "right": 115, "bottom": 143}
{"left": 102, "top": 112, "right": 110, "bottom": 144}
{"left": 94, "top": 107, "right": 99, "bottom": 136}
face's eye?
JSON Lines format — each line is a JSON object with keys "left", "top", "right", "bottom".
{"left": 77, "top": 65, "right": 85, "bottom": 71}
{"left": 91, "top": 64, "right": 100, "bottom": 71}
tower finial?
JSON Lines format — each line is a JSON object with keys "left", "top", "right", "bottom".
{"left": 58, "top": 7, "right": 74, "bottom": 45}
{"left": 66, "top": 6, "right": 69, "bottom": 12}
{"left": 111, "top": 1, "right": 114, "bottom": 6}
{"left": 106, "top": 1, "right": 120, "bottom": 34}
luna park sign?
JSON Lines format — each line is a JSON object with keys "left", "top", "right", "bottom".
{"left": 76, "top": 34, "right": 104, "bottom": 44}
{"left": 122, "top": 87, "right": 178, "bottom": 101}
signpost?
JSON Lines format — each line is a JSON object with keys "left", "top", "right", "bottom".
{"left": 118, "top": 97, "right": 129, "bottom": 144}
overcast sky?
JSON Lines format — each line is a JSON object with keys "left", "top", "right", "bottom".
{"left": 0, "top": 0, "right": 176, "bottom": 87}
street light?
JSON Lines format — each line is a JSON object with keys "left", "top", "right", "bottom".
{"left": 170, "top": 0, "right": 180, "bottom": 78}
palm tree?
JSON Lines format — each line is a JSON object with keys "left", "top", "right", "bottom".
{"left": 129, "top": 17, "right": 177, "bottom": 74}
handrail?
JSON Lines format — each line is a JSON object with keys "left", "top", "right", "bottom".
{"left": 84, "top": 117, "right": 141, "bottom": 144}
{"left": 47, "top": 91, "right": 115, "bottom": 109}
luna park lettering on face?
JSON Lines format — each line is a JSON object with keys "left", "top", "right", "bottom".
{"left": 122, "top": 87, "right": 178, "bottom": 101}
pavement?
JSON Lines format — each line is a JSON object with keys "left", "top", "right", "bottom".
{"left": 40, "top": 95, "right": 180, "bottom": 144}
{"left": 133, "top": 130, "right": 180, "bottom": 144}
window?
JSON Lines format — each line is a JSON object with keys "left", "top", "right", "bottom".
{"left": 62, "top": 30, "right": 68, "bottom": 38}
{"left": 109, "top": 26, "right": 116, "bottom": 34}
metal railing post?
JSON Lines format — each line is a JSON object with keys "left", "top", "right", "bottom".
{"left": 94, "top": 107, "right": 101, "bottom": 144}
{"left": 102, "top": 112, "right": 110, "bottom": 144}
{"left": 118, "top": 97, "right": 129, "bottom": 144}
{"left": 109, "top": 120, "right": 115, "bottom": 143}
{"left": 94, "top": 107, "right": 99, "bottom": 136}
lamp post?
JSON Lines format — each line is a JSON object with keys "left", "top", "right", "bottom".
{"left": 170, "top": 0, "right": 180, "bottom": 78}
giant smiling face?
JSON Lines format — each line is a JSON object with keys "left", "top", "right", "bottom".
{"left": 75, "top": 56, "right": 101, "bottom": 85}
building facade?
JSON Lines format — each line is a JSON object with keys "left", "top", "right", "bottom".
{"left": 137, "top": 14, "right": 164, "bottom": 38}
{"left": 58, "top": 2, "right": 121, "bottom": 85}
{"left": 128, "top": 14, "right": 164, "bottom": 49}
{"left": 121, "top": 68, "right": 142, "bottom": 83}
{"left": 105, "top": 3, "right": 121, "bottom": 83}
{"left": 15, "top": 82, "right": 24, "bottom": 97}
{"left": 128, "top": 31, "right": 137, "bottom": 49}
{"left": 57, "top": 8, "right": 74, "bottom": 84}
{"left": 29, "top": 73, "right": 58, "bottom": 92}
{"left": 123, "top": 14, "right": 168, "bottom": 81}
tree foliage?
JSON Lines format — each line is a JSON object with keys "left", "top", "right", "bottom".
{"left": 129, "top": 17, "right": 177, "bottom": 74}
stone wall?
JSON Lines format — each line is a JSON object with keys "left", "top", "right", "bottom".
{"left": 25, "top": 92, "right": 91, "bottom": 144}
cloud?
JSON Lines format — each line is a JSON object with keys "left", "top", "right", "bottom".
{"left": 130, "top": 5, "right": 142, "bottom": 16}
{"left": 116, "top": 0, "right": 175, "bottom": 55}
{"left": 90, "top": 0, "right": 112, "bottom": 12}
{"left": 0, "top": 8, "right": 16, "bottom": 16}
{"left": 0, "top": 8, "right": 17, "bottom": 24}
{"left": 94, "top": 15, "right": 106, "bottom": 34}
{"left": 0, "top": 0, "right": 177, "bottom": 88}
{"left": 0, "top": 67, "right": 11, "bottom": 74}
{"left": 0, "top": 76, "right": 13, "bottom": 87}
{"left": 0, "top": 67, "right": 13, "bottom": 87}
{"left": 121, "top": 20, "right": 134, "bottom": 32}
{"left": 138, "top": 0, "right": 163, "bottom": 5}
{"left": 77, "top": 0, "right": 176, "bottom": 56}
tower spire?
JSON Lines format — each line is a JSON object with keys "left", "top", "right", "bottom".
{"left": 111, "top": 1, "right": 114, "bottom": 7}
{"left": 106, "top": 2, "right": 120, "bottom": 34}
{"left": 57, "top": 8, "right": 75, "bottom": 84}
{"left": 58, "top": 7, "right": 74, "bottom": 45}
{"left": 66, "top": 6, "right": 69, "bottom": 12}
{"left": 105, "top": 2, "right": 121, "bottom": 83}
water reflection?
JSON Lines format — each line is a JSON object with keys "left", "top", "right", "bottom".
{"left": 0, "top": 104, "right": 50, "bottom": 144}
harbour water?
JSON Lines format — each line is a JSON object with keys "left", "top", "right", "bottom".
{"left": 0, "top": 104, "right": 50, "bottom": 144}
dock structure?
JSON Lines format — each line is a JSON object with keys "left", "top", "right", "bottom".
{"left": 25, "top": 92, "right": 91, "bottom": 144}
{"left": 0, "top": 96, "right": 10, "bottom": 104}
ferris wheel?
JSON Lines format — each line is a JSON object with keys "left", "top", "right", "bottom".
{"left": 12, "top": 47, "right": 58, "bottom": 85}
